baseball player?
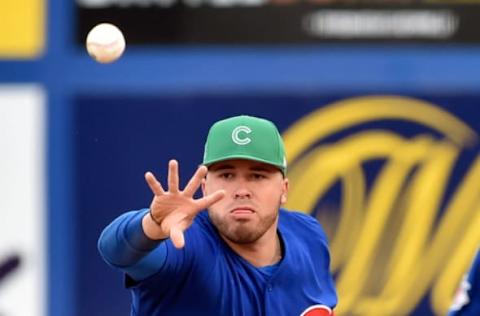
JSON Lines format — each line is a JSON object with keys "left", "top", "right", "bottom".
{"left": 449, "top": 248, "right": 480, "bottom": 316}
{"left": 98, "top": 115, "right": 338, "bottom": 315}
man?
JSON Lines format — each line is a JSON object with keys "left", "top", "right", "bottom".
{"left": 449, "top": 248, "right": 480, "bottom": 316}
{"left": 98, "top": 115, "right": 337, "bottom": 316}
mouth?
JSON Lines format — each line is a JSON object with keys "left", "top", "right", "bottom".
{"left": 230, "top": 206, "right": 255, "bottom": 218}
{"left": 230, "top": 206, "right": 255, "bottom": 214}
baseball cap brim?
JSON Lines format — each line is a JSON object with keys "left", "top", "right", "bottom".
{"left": 204, "top": 154, "right": 285, "bottom": 173}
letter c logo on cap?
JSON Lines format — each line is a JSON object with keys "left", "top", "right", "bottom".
{"left": 232, "top": 126, "right": 251, "bottom": 145}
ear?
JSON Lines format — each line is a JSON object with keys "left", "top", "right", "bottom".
{"left": 280, "top": 178, "right": 289, "bottom": 204}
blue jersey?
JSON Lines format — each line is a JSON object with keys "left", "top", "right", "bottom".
{"left": 449, "top": 248, "right": 480, "bottom": 316}
{"left": 99, "top": 208, "right": 337, "bottom": 316}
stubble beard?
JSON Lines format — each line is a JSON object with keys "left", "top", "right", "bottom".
{"left": 209, "top": 203, "right": 280, "bottom": 244}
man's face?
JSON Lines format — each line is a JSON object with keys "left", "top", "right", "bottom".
{"left": 202, "top": 159, "right": 288, "bottom": 244}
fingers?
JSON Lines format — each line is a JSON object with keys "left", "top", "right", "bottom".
{"left": 183, "top": 165, "right": 208, "bottom": 197}
{"left": 168, "top": 160, "right": 180, "bottom": 193}
{"left": 170, "top": 226, "right": 185, "bottom": 249}
{"left": 196, "top": 189, "right": 226, "bottom": 210}
{"left": 145, "top": 172, "right": 165, "bottom": 196}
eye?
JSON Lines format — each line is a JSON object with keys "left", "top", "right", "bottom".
{"left": 219, "top": 172, "right": 234, "bottom": 179}
{"left": 251, "top": 173, "right": 266, "bottom": 180}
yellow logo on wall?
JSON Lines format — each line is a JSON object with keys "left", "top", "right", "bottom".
{"left": 283, "top": 96, "right": 480, "bottom": 315}
{"left": 0, "top": 0, "right": 45, "bottom": 58}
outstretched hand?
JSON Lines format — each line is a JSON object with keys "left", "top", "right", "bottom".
{"left": 143, "top": 160, "right": 225, "bottom": 249}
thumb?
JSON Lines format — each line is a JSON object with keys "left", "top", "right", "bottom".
{"left": 170, "top": 225, "right": 185, "bottom": 249}
{"left": 196, "top": 189, "right": 226, "bottom": 210}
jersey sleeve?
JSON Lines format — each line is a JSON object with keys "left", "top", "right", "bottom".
{"left": 125, "top": 211, "right": 220, "bottom": 291}
{"left": 98, "top": 209, "right": 168, "bottom": 281}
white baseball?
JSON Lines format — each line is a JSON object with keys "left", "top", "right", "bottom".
{"left": 86, "top": 23, "right": 126, "bottom": 64}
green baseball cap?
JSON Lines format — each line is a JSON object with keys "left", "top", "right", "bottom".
{"left": 203, "top": 115, "right": 287, "bottom": 175}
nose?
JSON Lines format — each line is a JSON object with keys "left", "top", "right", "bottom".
{"left": 233, "top": 183, "right": 251, "bottom": 199}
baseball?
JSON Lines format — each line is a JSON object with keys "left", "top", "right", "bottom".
{"left": 86, "top": 23, "right": 126, "bottom": 64}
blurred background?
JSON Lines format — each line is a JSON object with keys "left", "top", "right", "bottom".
{"left": 1, "top": 0, "right": 480, "bottom": 315}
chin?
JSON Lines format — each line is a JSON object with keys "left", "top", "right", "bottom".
{"left": 222, "top": 225, "right": 264, "bottom": 244}
{"left": 225, "top": 232, "right": 259, "bottom": 244}
{"left": 209, "top": 211, "right": 274, "bottom": 244}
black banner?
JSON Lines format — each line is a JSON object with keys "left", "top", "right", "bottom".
{"left": 76, "top": 2, "right": 480, "bottom": 44}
